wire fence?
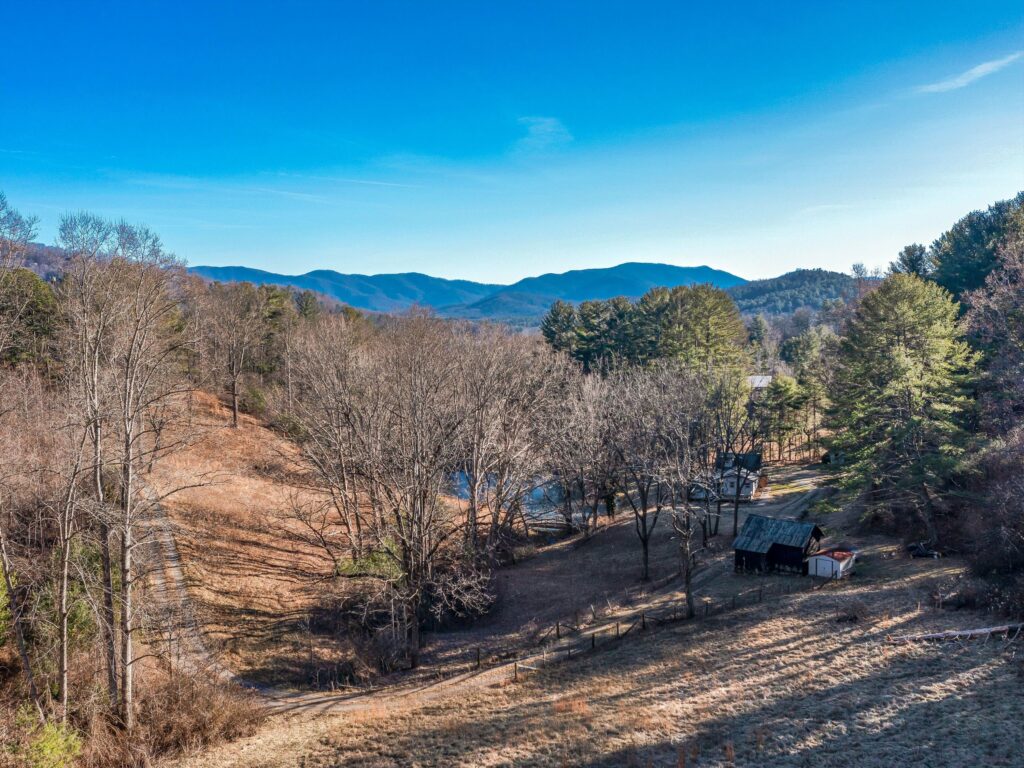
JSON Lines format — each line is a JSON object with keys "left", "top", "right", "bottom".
{"left": 404, "top": 572, "right": 834, "bottom": 689}
{"left": 505, "top": 574, "right": 830, "bottom": 683}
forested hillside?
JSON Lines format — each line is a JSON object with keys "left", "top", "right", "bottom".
{"left": 189, "top": 262, "right": 747, "bottom": 319}
{"left": 190, "top": 265, "right": 501, "bottom": 313}
{"left": 35, "top": 252, "right": 860, "bottom": 325}
{"left": 727, "top": 268, "right": 859, "bottom": 314}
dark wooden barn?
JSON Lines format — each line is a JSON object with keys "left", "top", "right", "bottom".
{"left": 733, "top": 514, "right": 823, "bottom": 574}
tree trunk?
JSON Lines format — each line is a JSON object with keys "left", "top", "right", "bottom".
{"left": 919, "top": 484, "right": 940, "bottom": 546}
{"left": 99, "top": 525, "right": 118, "bottom": 704}
{"left": 732, "top": 469, "right": 745, "bottom": 537}
{"left": 0, "top": 525, "right": 45, "bottom": 724}
{"left": 58, "top": 537, "right": 71, "bottom": 722}
{"left": 119, "top": 432, "right": 135, "bottom": 731}
{"left": 119, "top": 525, "right": 133, "bottom": 730}
{"left": 408, "top": 602, "right": 420, "bottom": 669}
{"left": 93, "top": 421, "right": 119, "bottom": 707}
{"left": 684, "top": 556, "right": 695, "bottom": 619}
{"left": 231, "top": 376, "right": 240, "bottom": 428}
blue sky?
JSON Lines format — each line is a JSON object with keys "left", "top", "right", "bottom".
{"left": 2, "top": 2, "right": 1022, "bottom": 283}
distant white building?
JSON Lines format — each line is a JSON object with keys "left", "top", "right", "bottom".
{"left": 720, "top": 468, "right": 758, "bottom": 501}
{"left": 747, "top": 375, "right": 773, "bottom": 390}
{"left": 713, "top": 451, "right": 764, "bottom": 502}
{"left": 807, "top": 548, "right": 856, "bottom": 579}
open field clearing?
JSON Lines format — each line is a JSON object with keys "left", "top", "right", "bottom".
{"left": 423, "top": 463, "right": 828, "bottom": 672}
{"left": 169, "top": 547, "right": 1022, "bottom": 768}
{"left": 146, "top": 392, "right": 340, "bottom": 686}
{"left": 146, "top": 403, "right": 827, "bottom": 690}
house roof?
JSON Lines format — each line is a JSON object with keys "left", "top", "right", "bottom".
{"left": 715, "top": 451, "right": 763, "bottom": 472}
{"left": 733, "top": 514, "right": 823, "bottom": 554}
{"left": 811, "top": 548, "right": 855, "bottom": 562}
{"left": 748, "top": 375, "right": 773, "bottom": 389}
{"left": 721, "top": 468, "right": 757, "bottom": 479}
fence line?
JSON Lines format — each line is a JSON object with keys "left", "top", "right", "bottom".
{"left": 471, "top": 573, "right": 827, "bottom": 684}
{"left": 487, "top": 573, "right": 823, "bottom": 684}
{"left": 307, "top": 572, "right": 832, "bottom": 691}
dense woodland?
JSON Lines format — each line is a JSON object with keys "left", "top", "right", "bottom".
{"left": 0, "top": 190, "right": 1022, "bottom": 766}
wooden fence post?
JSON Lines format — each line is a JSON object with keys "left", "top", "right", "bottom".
{"left": 591, "top": 633, "right": 596, "bottom": 650}
{"left": 475, "top": 647, "right": 481, "bottom": 669}
{"left": 616, "top": 622, "right": 620, "bottom": 638}
{"left": 513, "top": 662, "right": 518, "bottom": 682}
{"left": 556, "top": 621, "right": 561, "bottom": 640}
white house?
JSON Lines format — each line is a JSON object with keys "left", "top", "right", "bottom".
{"left": 807, "top": 548, "right": 856, "bottom": 579}
{"left": 747, "top": 375, "right": 773, "bottom": 390}
{"left": 720, "top": 468, "right": 758, "bottom": 501}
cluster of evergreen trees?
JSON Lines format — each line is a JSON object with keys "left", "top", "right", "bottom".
{"left": 540, "top": 284, "right": 748, "bottom": 373}
{"left": 890, "top": 191, "right": 1024, "bottom": 296}
{"left": 540, "top": 192, "right": 1024, "bottom": 572}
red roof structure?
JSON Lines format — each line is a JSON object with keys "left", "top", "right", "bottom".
{"left": 813, "top": 548, "right": 855, "bottom": 562}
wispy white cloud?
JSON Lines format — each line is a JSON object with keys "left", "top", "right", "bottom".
{"left": 916, "top": 51, "right": 1023, "bottom": 93}
{"left": 794, "top": 203, "right": 857, "bottom": 219}
{"left": 273, "top": 171, "right": 421, "bottom": 189}
{"left": 515, "top": 116, "right": 573, "bottom": 153}
{"left": 117, "top": 172, "right": 332, "bottom": 203}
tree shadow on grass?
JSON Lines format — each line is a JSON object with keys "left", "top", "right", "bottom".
{"left": 306, "top": 596, "right": 1023, "bottom": 767}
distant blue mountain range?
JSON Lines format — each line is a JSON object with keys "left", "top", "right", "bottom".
{"left": 188, "top": 261, "right": 748, "bottom": 320}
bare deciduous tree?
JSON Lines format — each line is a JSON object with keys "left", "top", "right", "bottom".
{"left": 204, "top": 281, "right": 272, "bottom": 427}
{"left": 57, "top": 215, "right": 197, "bottom": 730}
{"left": 456, "top": 326, "right": 563, "bottom": 560}
{"left": 607, "top": 369, "right": 671, "bottom": 581}
{"left": 289, "top": 314, "right": 493, "bottom": 668}
{"left": 544, "top": 371, "right": 613, "bottom": 536}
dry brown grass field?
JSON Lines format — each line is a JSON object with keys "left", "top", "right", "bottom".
{"left": 144, "top": 394, "right": 825, "bottom": 687}
{"left": 147, "top": 397, "right": 1023, "bottom": 767}
{"left": 146, "top": 392, "right": 341, "bottom": 685}
{"left": 170, "top": 550, "right": 1023, "bottom": 767}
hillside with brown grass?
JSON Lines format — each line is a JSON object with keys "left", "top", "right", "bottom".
{"left": 146, "top": 392, "right": 344, "bottom": 686}
{"left": 170, "top": 543, "right": 1023, "bottom": 767}
{"left": 142, "top": 405, "right": 1023, "bottom": 767}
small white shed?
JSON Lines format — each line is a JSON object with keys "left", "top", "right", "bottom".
{"left": 807, "top": 548, "right": 856, "bottom": 579}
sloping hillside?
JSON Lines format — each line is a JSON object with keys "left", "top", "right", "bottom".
{"left": 727, "top": 268, "right": 859, "bottom": 314}
{"left": 157, "top": 451, "right": 1024, "bottom": 768}
{"left": 188, "top": 265, "right": 500, "bottom": 312}
{"left": 187, "top": 262, "right": 747, "bottom": 319}
{"left": 171, "top": 545, "right": 1021, "bottom": 767}
{"left": 146, "top": 392, "right": 350, "bottom": 686}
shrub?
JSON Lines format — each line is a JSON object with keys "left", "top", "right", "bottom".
{"left": 79, "top": 667, "right": 265, "bottom": 768}
{"left": 239, "top": 384, "right": 267, "bottom": 418}
{"left": 836, "top": 598, "right": 869, "bottom": 623}
{"left": 25, "top": 721, "right": 81, "bottom": 768}
{"left": 3, "top": 709, "right": 81, "bottom": 768}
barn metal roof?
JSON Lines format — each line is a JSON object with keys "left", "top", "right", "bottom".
{"left": 733, "top": 514, "right": 823, "bottom": 554}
